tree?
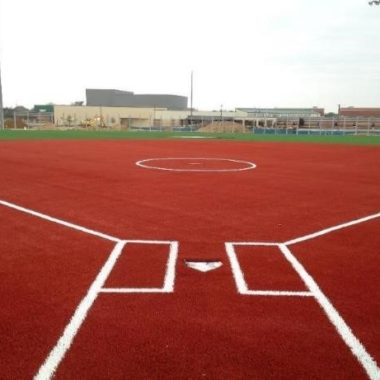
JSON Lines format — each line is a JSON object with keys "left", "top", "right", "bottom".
{"left": 325, "top": 112, "right": 338, "bottom": 118}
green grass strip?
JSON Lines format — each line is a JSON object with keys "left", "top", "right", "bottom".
{"left": 0, "top": 129, "right": 380, "bottom": 145}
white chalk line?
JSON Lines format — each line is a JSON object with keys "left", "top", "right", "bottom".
{"left": 163, "top": 241, "right": 179, "bottom": 292}
{"left": 135, "top": 157, "right": 257, "bottom": 172}
{"left": 285, "top": 211, "right": 380, "bottom": 246}
{"left": 0, "top": 199, "right": 121, "bottom": 243}
{"left": 243, "top": 290, "right": 312, "bottom": 297}
{"left": 2, "top": 197, "right": 379, "bottom": 377}
{"left": 227, "top": 241, "right": 380, "bottom": 378}
{"left": 228, "top": 241, "right": 281, "bottom": 246}
{"left": 279, "top": 244, "right": 380, "bottom": 380}
{"left": 225, "top": 243, "right": 309, "bottom": 296}
{"left": 34, "top": 239, "right": 178, "bottom": 378}
{"left": 100, "top": 288, "right": 172, "bottom": 294}
{"left": 34, "top": 240, "right": 127, "bottom": 380}
{"left": 225, "top": 242, "right": 251, "bottom": 294}
{"left": 100, "top": 240, "right": 179, "bottom": 294}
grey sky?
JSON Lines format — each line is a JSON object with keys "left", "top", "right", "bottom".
{"left": 0, "top": 0, "right": 379, "bottom": 112}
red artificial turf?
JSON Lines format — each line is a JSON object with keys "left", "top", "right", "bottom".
{"left": 0, "top": 139, "right": 379, "bottom": 378}
{"left": 291, "top": 218, "right": 380, "bottom": 366}
{"left": 105, "top": 242, "right": 171, "bottom": 289}
{"left": 56, "top": 242, "right": 367, "bottom": 379}
{"left": 0, "top": 206, "right": 114, "bottom": 378}
{"left": 233, "top": 245, "right": 308, "bottom": 291}
{"left": 0, "top": 139, "right": 379, "bottom": 243}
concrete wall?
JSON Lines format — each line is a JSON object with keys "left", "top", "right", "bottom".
{"left": 86, "top": 89, "right": 188, "bottom": 110}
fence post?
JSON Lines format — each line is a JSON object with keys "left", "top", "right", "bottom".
{"left": 367, "top": 118, "right": 370, "bottom": 136}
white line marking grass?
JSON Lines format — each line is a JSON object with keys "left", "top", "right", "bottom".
{"left": 0, "top": 199, "right": 120, "bottom": 243}
{"left": 285, "top": 212, "right": 380, "bottom": 246}
{"left": 34, "top": 240, "right": 127, "bottom": 380}
{"left": 279, "top": 244, "right": 380, "bottom": 380}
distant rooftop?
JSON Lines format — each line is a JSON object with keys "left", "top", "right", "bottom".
{"left": 339, "top": 107, "right": 380, "bottom": 117}
{"left": 86, "top": 89, "right": 188, "bottom": 110}
{"left": 236, "top": 107, "right": 325, "bottom": 117}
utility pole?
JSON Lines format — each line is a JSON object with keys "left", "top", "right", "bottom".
{"left": 0, "top": 63, "right": 4, "bottom": 130}
{"left": 189, "top": 70, "right": 193, "bottom": 129}
{"left": 190, "top": 70, "right": 193, "bottom": 117}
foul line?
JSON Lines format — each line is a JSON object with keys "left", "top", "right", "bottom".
{"left": 34, "top": 240, "right": 127, "bottom": 380}
{"left": 279, "top": 244, "right": 380, "bottom": 380}
{"left": 3, "top": 196, "right": 380, "bottom": 378}
{"left": 0, "top": 199, "right": 121, "bottom": 243}
{"left": 285, "top": 211, "right": 380, "bottom": 246}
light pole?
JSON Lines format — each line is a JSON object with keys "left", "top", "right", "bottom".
{"left": 190, "top": 70, "right": 193, "bottom": 118}
{"left": 0, "top": 63, "right": 4, "bottom": 130}
{"left": 189, "top": 70, "right": 193, "bottom": 130}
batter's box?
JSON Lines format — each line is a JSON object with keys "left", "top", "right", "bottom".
{"left": 225, "top": 242, "right": 312, "bottom": 297}
{"left": 101, "top": 240, "right": 179, "bottom": 294}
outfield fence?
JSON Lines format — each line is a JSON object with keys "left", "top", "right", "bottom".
{"left": 5, "top": 111, "right": 380, "bottom": 136}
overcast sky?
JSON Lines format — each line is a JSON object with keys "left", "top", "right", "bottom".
{"left": 1, "top": 0, "right": 379, "bottom": 112}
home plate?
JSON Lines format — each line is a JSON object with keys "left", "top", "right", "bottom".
{"left": 184, "top": 260, "right": 223, "bottom": 272}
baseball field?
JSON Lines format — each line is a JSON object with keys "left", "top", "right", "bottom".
{"left": 1, "top": 130, "right": 379, "bottom": 379}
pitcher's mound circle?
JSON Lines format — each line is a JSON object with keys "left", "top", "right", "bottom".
{"left": 135, "top": 158, "right": 256, "bottom": 172}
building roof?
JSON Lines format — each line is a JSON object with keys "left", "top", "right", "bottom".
{"left": 236, "top": 107, "right": 324, "bottom": 117}
{"left": 86, "top": 89, "right": 188, "bottom": 110}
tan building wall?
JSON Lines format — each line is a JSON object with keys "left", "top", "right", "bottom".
{"left": 54, "top": 105, "right": 174, "bottom": 128}
{"left": 53, "top": 105, "right": 250, "bottom": 128}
